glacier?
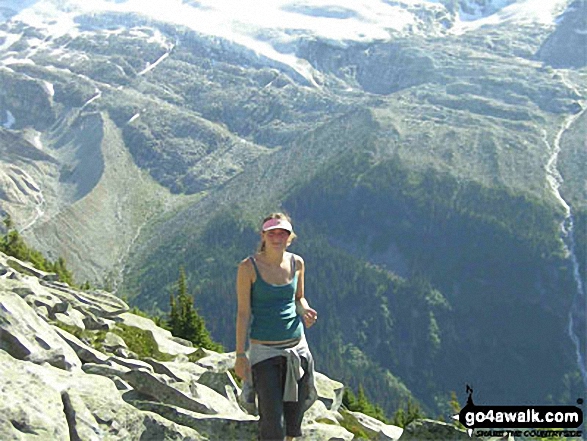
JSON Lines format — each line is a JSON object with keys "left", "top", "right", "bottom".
{"left": 0, "top": 0, "right": 574, "bottom": 86}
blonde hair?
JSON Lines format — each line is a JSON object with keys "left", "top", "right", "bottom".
{"left": 257, "top": 212, "right": 297, "bottom": 253}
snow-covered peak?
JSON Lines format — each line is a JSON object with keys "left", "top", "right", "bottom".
{"left": 1, "top": 0, "right": 572, "bottom": 42}
{"left": 0, "top": 0, "right": 573, "bottom": 86}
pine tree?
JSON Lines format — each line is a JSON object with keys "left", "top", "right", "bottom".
{"left": 1, "top": 215, "right": 75, "bottom": 285}
{"left": 168, "top": 267, "right": 223, "bottom": 352}
{"left": 342, "top": 384, "right": 389, "bottom": 423}
{"left": 449, "top": 391, "right": 465, "bottom": 429}
{"left": 373, "top": 404, "right": 388, "bottom": 423}
{"left": 3, "top": 229, "right": 28, "bottom": 260}
{"left": 3, "top": 213, "right": 14, "bottom": 231}
{"left": 342, "top": 387, "right": 358, "bottom": 409}
{"left": 169, "top": 290, "right": 179, "bottom": 334}
{"left": 392, "top": 398, "right": 425, "bottom": 427}
{"left": 52, "top": 257, "right": 74, "bottom": 286}
{"left": 356, "top": 384, "right": 375, "bottom": 414}
{"left": 392, "top": 407, "right": 407, "bottom": 427}
{"left": 406, "top": 398, "right": 424, "bottom": 423}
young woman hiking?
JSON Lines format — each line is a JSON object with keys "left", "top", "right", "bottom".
{"left": 235, "top": 213, "right": 318, "bottom": 440}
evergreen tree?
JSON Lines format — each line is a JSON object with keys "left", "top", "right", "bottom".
{"left": 373, "top": 404, "right": 388, "bottom": 423}
{"left": 3, "top": 213, "right": 14, "bottom": 231}
{"left": 3, "top": 229, "right": 28, "bottom": 261}
{"left": 356, "top": 384, "right": 375, "bottom": 414}
{"left": 169, "top": 290, "right": 179, "bottom": 332}
{"left": 168, "top": 267, "right": 223, "bottom": 352}
{"left": 0, "top": 215, "right": 76, "bottom": 286}
{"left": 343, "top": 387, "right": 358, "bottom": 409}
{"left": 343, "top": 384, "right": 389, "bottom": 423}
{"left": 406, "top": 398, "right": 424, "bottom": 423}
{"left": 391, "top": 407, "right": 407, "bottom": 427}
{"left": 449, "top": 391, "right": 465, "bottom": 429}
{"left": 52, "top": 256, "right": 74, "bottom": 286}
{"left": 391, "top": 398, "right": 425, "bottom": 427}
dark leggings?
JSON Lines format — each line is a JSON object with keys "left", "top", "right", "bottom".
{"left": 252, "top": 356, "right": 309, "bottom": 440}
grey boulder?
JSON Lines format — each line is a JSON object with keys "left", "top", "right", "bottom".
{"left": 0, "top": 290, "right": 81, "bottom": 371}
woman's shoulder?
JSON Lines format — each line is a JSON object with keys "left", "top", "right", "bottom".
{"left": 289, "top": 252, "right": 305, "bottom": 269}
{"left": 238, "top": 256, "right": 255, "bottom": 273}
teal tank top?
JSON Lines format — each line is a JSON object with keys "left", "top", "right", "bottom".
{"left": 249, "top": 255, "right": 303, "bottom": 341}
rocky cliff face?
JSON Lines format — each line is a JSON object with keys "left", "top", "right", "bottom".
{"left": 0, "top": 250, "right": 467, "bottom": 440}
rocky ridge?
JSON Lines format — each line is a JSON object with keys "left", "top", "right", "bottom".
{"left": 0, "top": 250, "right": 473, "bottom": 440}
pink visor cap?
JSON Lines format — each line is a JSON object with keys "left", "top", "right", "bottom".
{"left": 262, "top": 218, "right": 293, "bottom": 233}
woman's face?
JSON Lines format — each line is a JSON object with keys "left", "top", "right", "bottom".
{"left": 263, "top": 228, "right": 291, "bottom": 249}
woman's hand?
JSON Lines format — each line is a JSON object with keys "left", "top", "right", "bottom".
{"left": 234, "top": 355, "right": 250, "bottom": 381}
{"left": 301, "top": 306, "right": 318, "bottom": 328}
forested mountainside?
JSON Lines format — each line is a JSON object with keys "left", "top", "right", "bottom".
{"left": 1, "top": 0, "right": 585, "bottom": 418}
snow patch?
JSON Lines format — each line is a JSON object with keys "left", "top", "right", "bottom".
{"left": 54, "top": 50, "right": 90, "bottom": 62}
{"left": 81, "top": 88, "right": 102, "bottom": 109}
{"left": 146, "top": 28, "right": 173, "bottom": 48}
{"left": 42, "top": 80, "right": 55, "bottom": 97}
{"left": 452, "top": 0, "right": 572, "bottom": 34}
{"left": 0, "top": 31, "right": 22, "bottom": 51}
{"left": 2, "top": 57, "right": 35, "bottom": 66}
{"left": 127, "top": 113, "right": 140, "bottom": 123}
{"left": 29, "top": 132, "right": 43, "bottom": 150}
{"left": 11, "top": 1, "right": 80, "bottom": 39}
{"left": 138, "top": 52, "right": 170, "bottom": 75}
{"left": 3, "top": 110, "right": 15, "bottom": 129}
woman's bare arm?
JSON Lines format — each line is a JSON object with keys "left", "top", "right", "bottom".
{"left": 294, "top": 255, "right": 318, "bottom": 328}
{"left": 235, "top": 259, "right": 252, "bottom": 379}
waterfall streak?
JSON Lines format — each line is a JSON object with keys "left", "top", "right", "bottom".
{"left": 544, "top": 72, "right": 587, "bottom": 387}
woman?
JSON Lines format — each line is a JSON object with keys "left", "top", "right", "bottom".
{"left": 235, "top": 212, "right": 318, "bottom": 441}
